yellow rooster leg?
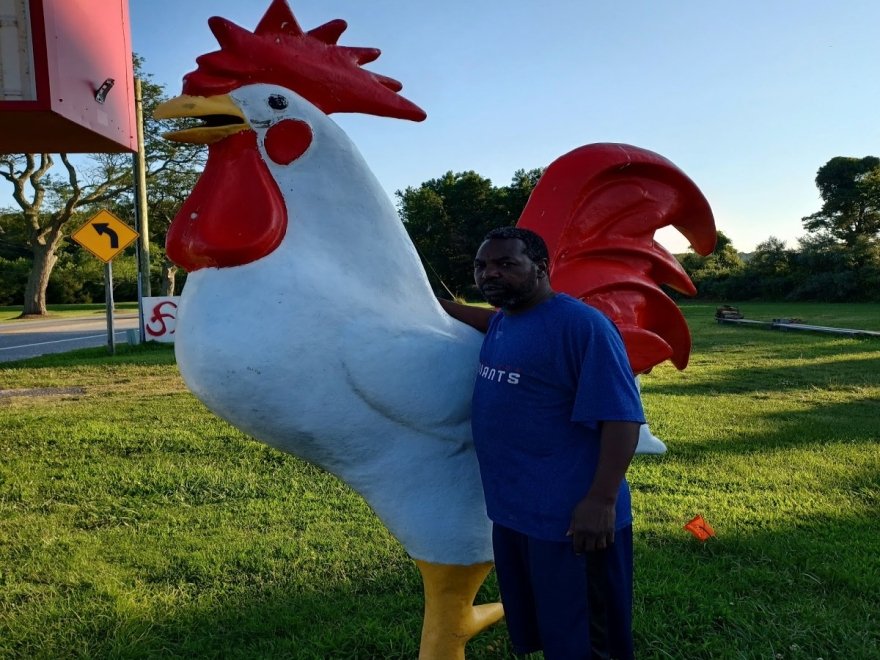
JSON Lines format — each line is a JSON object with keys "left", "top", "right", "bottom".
{"left": 415, "top": 560, "right": 504, "bottom": 660}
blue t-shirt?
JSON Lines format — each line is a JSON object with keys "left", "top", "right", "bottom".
{"left": 471, "top": 294, "right": 645, "bottom": 542}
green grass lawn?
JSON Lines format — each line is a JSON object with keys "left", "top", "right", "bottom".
{"left": 0, "top": 303, "right": 140, "bottom": 322}
{"left": 1, "top": 302, "right": 878, "bottom": 658}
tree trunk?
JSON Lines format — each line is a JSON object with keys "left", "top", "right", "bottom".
{"left": 21, "top": 242, "right": 59, "bottom": 316}
{"left": 160, "top": 260, "right": 177, "bottom": 296}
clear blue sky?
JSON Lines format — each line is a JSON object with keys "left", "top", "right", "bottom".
{"left": 127, "top": 0, "right": 879, "bottom": 254}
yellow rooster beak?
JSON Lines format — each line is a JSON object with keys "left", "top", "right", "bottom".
{"left": 154, "top": 94, "right": 248, "bottom": 144}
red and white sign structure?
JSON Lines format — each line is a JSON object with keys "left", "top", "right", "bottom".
{"left": 0, "top": 0, "right": 136, "bottom": 153}
{"left": 142, "top": 297, "right": 180, "bottom": 343}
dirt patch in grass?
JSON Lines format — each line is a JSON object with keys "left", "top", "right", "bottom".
{"left": 0, "top": 386, "right": 87, "bottom": 399}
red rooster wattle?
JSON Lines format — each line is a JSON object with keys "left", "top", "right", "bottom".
{"left": 154, "top": 2, "right": 715, "bottom": 658}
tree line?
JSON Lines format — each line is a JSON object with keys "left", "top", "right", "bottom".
{"left": 679, "top": 156, "right": 880, "bottom": 302}
{"left": 1, "top": 56, "right": 878, "bottom": 310}
{"left": 397, "top": 156, "right": 880, "bottom": 303}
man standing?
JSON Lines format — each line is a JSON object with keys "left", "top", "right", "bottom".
{"left": 440, "top": 227, "right": 644, "bottom": 659}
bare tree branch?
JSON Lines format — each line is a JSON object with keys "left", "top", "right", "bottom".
{"left": 55, "top": 154, "right": 84, "bottom": 221}
{"left": 27, "top": 154, "right": 53, "bottom": 221}
{"left": 0, "top": 154, "right": 49, "bottom": 215}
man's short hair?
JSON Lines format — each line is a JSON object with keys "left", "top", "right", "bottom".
{"left": 483, "top": 227, "right": 549, "bottom": 263}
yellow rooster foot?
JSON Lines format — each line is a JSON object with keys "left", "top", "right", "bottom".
{"left": 415, "top": 560, "right": 504, "bottom": 660}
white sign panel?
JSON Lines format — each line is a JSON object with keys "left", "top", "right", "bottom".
{"left": 0, "top": 0, "right": 37, "bottom": 101}
{"left": 142, "top": 296, "right": 180, "bottom": 343}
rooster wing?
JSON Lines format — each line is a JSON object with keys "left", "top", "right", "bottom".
{"left": 517, "top": 143, "right": 716, "bottom": 373}
{"left": 341, "top": 318, "right": 481, "bottom": 440}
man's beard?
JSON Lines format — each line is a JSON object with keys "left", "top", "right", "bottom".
{"left": 479, "top": 270, "right": 539, "bottom": 309}
{"left": 480, "top": 287, "right": 519, "bottom": 308}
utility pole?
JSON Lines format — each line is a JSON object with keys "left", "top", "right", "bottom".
{"left": 133, "top": 77, "right": 150, "bottom": 341}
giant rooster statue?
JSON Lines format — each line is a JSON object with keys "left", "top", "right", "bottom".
{"left": 155, "top": 1, "right": 715, "bottom": 657}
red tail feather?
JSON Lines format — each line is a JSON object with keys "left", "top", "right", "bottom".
{"left": 517, "top": 143, "right": 716, "bottom": 373}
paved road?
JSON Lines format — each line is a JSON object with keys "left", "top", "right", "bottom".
{"left": 0, "top": 315, "right": 141, "bottom": 363}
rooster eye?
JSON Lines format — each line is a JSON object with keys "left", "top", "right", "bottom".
{"left": 268, "top": 95, "right": 288, "bottom": 110}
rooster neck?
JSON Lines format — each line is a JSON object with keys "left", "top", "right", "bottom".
{"left": 261, "top": 117, "right": 436, "bottom": 309}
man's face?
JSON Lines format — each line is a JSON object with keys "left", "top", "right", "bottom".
{"left": 473, "top": 238, "right": 548, "bottom": 311}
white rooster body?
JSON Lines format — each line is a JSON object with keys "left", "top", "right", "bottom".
{"left": 156, "top": 4, "right": 716, "bottom": 654}
{"left": 174, "top": 84, "right": 493, "bottom": 565}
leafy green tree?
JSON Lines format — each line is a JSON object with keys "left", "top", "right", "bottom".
{"left": 750, "top": 236, "right": 791, "bottom": 299}
{"left": 787, "top": 232, "right": 880, "bottom": 301}
{"left": 397, "top": 170, "right": 539, "bottom": 297}
{"left": 749, "top": 236, "right": 791, "bottom": 277}
{"left": 802, "top": 156, "right": 880, "bottom": 247}
{"left": 0, "top": 56, "right": 203, "bottom": 315}
{"left": 112, "top": 166, "right": 200, "bottom": 296}
{"left": 0, "top": 212, "right": 30, "bottom": 305}
{"left": 680, "top": 230, "right": 744, "bottom": 276}
{"left": 787, "top": 235, "right": 857, "bottom": 301}
{"left": 678, "top": 230, "right": 746, "bottom": 299}
{"left": 502, "top": 168, "right": 544, "bottom": 219}
{"left": 118, "top": 57, "right": 205, "bottom": 296}
{"left": 770, "top": 156, "right": 880, "bottom": 302}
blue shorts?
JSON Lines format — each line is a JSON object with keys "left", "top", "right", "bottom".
{"left": 492, "top": 523, "right": 634, "bottom": 659}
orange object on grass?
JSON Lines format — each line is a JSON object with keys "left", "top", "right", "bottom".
{"left": 684, "top": 515, "right": 716, "bottom": 541}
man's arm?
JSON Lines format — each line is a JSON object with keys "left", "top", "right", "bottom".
{"left": 437, "top": 298, "right": 495, "bottom": 333}
{"left": 568, "top": 420, "right": 640, "bottom": 553}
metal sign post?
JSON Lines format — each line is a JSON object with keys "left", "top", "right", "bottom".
{"left": 104, "top": 261, "right": 116, "bottom": 355}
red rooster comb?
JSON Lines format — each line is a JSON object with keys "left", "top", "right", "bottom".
{"left": 518, "top": 143, "right": 716, "bottom": 374}
{"left": 182, "top": 0, "right": 426, "bottom": 122}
